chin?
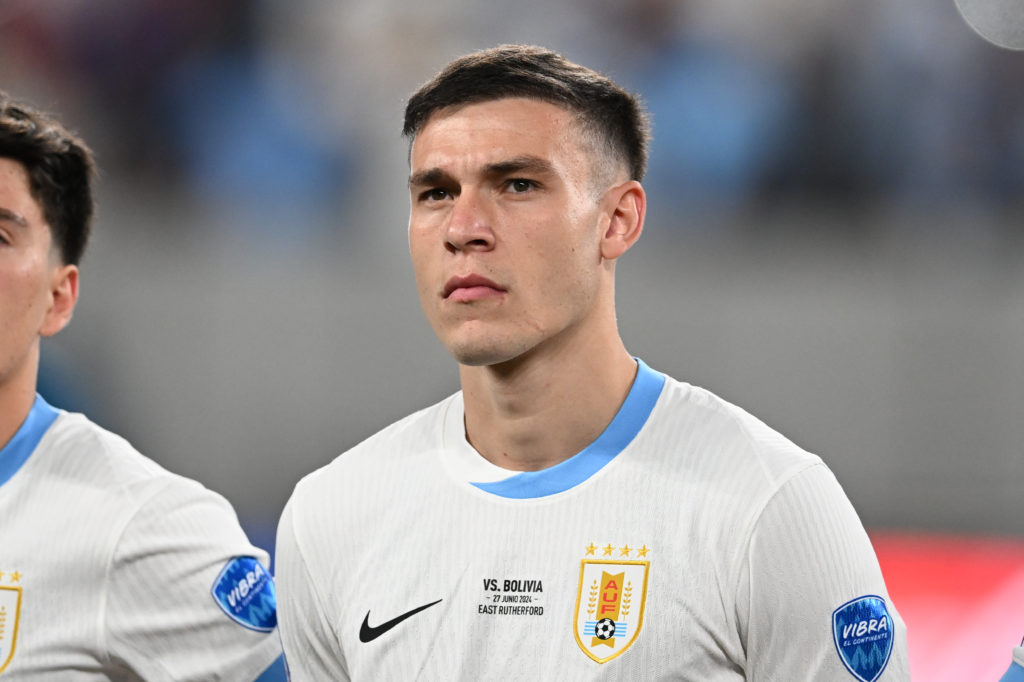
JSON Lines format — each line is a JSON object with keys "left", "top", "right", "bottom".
{"left": 447, "top": 345, "right": 511, "bottom": 367}
{"left": 444, "top": 335, "right": 530, "bottom": 368}
{"left": 437, "top": 318, "right": 550, "bottom": 368}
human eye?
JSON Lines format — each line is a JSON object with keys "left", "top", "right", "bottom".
{"left": 418, "top": 188, "right": 450, "bottom": 202}
{"left": 505, "top": 178, "right": 537, "bottom": 194}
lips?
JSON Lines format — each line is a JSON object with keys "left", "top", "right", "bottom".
{"left": 443, "top": 274, "right": 506, "bottom": 301}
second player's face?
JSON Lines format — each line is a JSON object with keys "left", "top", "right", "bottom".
{"left": 0, "top": 158, "right": 67, "bottom": 390}
{"left": 408, "top": 98, "right": 609, "bottom": 367}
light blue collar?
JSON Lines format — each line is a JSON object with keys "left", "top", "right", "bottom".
{"left": 0, "top": 394, "right": 59, "bottom": 488}
{"left": 471, "top": 359, "right": 666, "bottom": 499}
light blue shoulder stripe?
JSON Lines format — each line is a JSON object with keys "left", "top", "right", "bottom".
{"left": 471, "top": 359, "right": 666, "bottom": 499}
{"left": 1000, "top": 661, "right": 1024, "bottom": 682}
{"left": 0, "top": 394, "right": 59, "bottom": 488}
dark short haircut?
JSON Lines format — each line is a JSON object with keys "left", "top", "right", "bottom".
{"left": 403, "top": 45, "right": 651, "bottom": 182}
{"left": 0, "top": 90, "right": 96, "bottom": 265}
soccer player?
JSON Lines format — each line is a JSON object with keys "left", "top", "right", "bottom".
{"left": 276, "top": 45, "right": 910, "bottom": 680}
{"left": 0, "top": 92, "right": 283, "bottom": 679}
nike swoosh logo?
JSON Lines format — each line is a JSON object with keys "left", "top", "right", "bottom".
{"left": 359, "top": 599, "right": 443, "bottom": 643}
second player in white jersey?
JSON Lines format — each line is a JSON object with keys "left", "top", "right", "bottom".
{"left": 0, "top": 90, "right": 282, "bottom": 680}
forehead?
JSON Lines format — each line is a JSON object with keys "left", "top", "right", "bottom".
{"left": 0, "top": 156, "right": 52, "bottom": 243}
{"left": 0, "top": 157, "right": 42, "bottom": 219}
{"left": 410, "top": 98, "right": 589, "bottom": 173}
{"left": 0, "top": 156, "right": 31, "bottom": 193}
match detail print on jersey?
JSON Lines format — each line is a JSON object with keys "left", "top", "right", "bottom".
{"left": 832, "top": 595, "right": 894, "bottom": 682}
{"left": 210, "top": 557, "right": 278, "bottom": 632}
{"left": 573, "top": 543, "right": 651, "bottom": 664}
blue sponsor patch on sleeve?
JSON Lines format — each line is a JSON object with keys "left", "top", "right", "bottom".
{"left": 832, "top": 595, "right": 893, "bottom": 682}
{"left": 211, "top": 556, "right": 278, "bottom": 632}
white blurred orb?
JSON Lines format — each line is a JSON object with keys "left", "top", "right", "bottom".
{"left": 956, "top": 0, "right": 1024, "bottom": 49}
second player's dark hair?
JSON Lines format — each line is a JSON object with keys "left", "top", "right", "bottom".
{"left": 0, "top": 90, "right": 96, "bottom": 265}
{"left": 403, "top": 44, "right": 651, "bottom": 182}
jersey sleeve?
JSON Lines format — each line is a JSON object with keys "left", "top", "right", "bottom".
{"left": 275, "top": 493, "right": 351, "bottom": 681}
{"left": 103, "top": 478, "right": 282, "bottom": 681}
{"left": 739, "top": 463, "right": 911, "bottom": 681}
{"left": 1000, "top": 647, "right": 1024, "bottom": 682}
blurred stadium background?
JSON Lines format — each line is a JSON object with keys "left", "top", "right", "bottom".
{"left": 3, "top": 0, "right": 1022, "bottom": 678}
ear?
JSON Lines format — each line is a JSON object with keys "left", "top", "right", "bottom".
{"left": 599, "top": 180, "right": 646, "bottom": 261}
{"left": 39, "top": 263, "right": 79, "bottom": 338}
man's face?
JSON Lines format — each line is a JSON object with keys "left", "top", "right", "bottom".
{"left": 0, "top": 157, "right": 75, "bottom": 390}
{"left": 408, "top": 97, "right": 613, "bottom": 367}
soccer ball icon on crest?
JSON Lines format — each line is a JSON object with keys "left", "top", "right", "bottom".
{"left": 594, "top": 618, "right": 616, "bottom": 640}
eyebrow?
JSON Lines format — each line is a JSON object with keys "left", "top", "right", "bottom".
{"left": 0, "top": 207, "right": 28, "bottom": 227}
{"left": 409, "top": 156, "right": 557, "bottom": 188}
{"left": 482, "top": 156, "right": 555, "bottom": 179}
{"left": 409, "top": 167, "right": 452, "bottom": 189}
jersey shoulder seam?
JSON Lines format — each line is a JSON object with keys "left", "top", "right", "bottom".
{"left": 734, "top": 460, "right": 830, "bottom": 639}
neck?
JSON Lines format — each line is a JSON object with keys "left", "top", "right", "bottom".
{"left": 0, "top": 345, "right": 40, "bottom": 451}
{"left": 459, "top": 321, "right": 637, "bottom": 472}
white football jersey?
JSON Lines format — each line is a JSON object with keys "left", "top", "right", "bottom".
{"left": 277, "top": 359, "right": 909, "bottom": 681}
{"left": 0, "top": 395, "right": 281, "bottom": 680}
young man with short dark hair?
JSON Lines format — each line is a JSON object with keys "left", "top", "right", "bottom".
{"left": 276, "top": 45, "right": 909, "bottom": 680}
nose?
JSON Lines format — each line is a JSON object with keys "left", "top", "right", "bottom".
{"left": 445, "top": 189, "right": 495, "bottom": 253}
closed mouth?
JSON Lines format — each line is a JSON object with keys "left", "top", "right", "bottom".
{"left": 443, "top": 274, "right": 505, "bottom": 298}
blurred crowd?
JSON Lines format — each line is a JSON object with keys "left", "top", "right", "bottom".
{"left": 2, "top": 0, "right": 1022, "bottom": 225}
{"left": 5, "top": 1, "right": 1024, "bottom": 552}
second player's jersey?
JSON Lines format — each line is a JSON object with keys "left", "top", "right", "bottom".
{"left": 277, "top": 359, "right": 910, "bottom": 681}
{"left": 0, "top": 395, "right": 281, "bottom": 680}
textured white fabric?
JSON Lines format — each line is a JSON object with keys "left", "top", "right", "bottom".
{"left": 0, "top": 408, "right": 281, "bottom": 680}
{"left": 277, "top": 363, "right": 909, "bottom": 680}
